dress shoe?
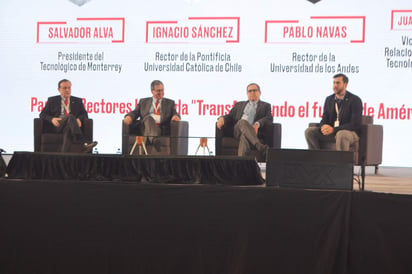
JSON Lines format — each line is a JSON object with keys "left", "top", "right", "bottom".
{"left": 153, "top": 138, "right": 162, "bottom": 152}
{"left": 83, "top": 141, "right": 98, "bottom": 153}
{"left": 255, "top": 143, "right": 269, "bottom": 160}
{"left": 255, "top": 142, "right": 269, "bottom": 152}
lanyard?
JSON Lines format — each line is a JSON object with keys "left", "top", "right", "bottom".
{"left": 334, "top": 102, "right": 340, "bottom": 123}
{"left": 153, "top": 99, "right": 161, "bottom": 114}
{"left": 62, "top": 98, "right": 70, "bottom": 115}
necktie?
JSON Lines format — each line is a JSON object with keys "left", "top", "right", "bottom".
{"left": 64, "top": 98, "right": 69, "bottom": 116}
{"left": 154, "top": 99, "right": 160, "bottom": 115}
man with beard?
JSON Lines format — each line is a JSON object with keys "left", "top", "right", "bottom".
{"left": 305, "top": 73, "right": 363, "bottom": 151}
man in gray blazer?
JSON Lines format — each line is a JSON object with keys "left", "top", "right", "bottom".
{"left": 123, "top": 80, "right": 180, "bottom": 150}
{"left": 216, "top": 83, "right": 273, "bottom": 157}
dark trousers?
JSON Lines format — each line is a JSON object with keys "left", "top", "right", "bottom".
{"left": 56, "top": 115, "right": 84, "bottom": 152}
{"left": 0, "top": 155, "right": 6, "bottom": 177}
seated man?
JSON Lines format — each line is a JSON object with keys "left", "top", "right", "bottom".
{"left": 216, "top": 83, "right": 273, "bottom": 157}
{"left": 305, "top": 73, "right": 363, "bottom": 151}
{"left": 0, "top": 148, "right": 6, "bottom": 177}
{"left": 123, "top": 80, "right": 180, "bottom": 151}
{"left": 39, "top": 79, "right": 97, "bottom": 153}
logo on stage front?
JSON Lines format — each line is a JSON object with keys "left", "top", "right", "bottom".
{"left": 146, "top": 17, "right": 240, "bottom": 44}
{"left": 69, "top": 0, "right": 91, "bottom": 6}
{"left": 265, "top": 16, "right": 365, "bottom": 44}
{"left": 36, "top": 17, "right": 125, "bottom": 44}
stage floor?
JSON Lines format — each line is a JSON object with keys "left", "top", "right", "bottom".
{"left": 2, "top": 153, "right": 412, "bottom": 195}
{"left": 354, "top": 166, "right": 412, "bottom": 195}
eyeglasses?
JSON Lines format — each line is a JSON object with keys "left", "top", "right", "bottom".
{"left": 247, "top": 89, "right": 259, "bottom": 93}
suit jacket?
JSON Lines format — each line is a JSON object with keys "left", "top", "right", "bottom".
{"left": 126, "top": 97, "right": 179, "bottom": 136}
{"left": 320, "top": 90, "right": 363, "bottom": 136}
{"left": 39, "top": 95, "right": 89, "bottom": 131}
{"left": 0, "top": 154, "right": 6, "bottom": 177}
{"left": 40, "top": 95, "right": 88, "bottom": 132}
{"left": 223, "top": 100, "right": 273, "bottom": 138}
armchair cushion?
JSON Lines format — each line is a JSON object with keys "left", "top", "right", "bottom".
{"left": 34, "top": 118, "right": 93, "bottom": 153}
{"left": 215, "top": 122, "right": 282, "bottom": 162}
{"left": 359, "top": 120, "right": 383, "bottom": 166}
{"left": 307, "top": 116, "right": 383, "bottom": 166}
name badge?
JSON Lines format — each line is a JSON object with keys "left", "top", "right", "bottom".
{"left": 334, "top": 120, "right": 340, "bottom": 127}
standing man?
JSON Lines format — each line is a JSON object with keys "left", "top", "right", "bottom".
{"left": 123, "top": 80, "right": 180, "bottom": 150}
{"left": 217, "top": 83, "right": 273, "bottom": 157}
{"left": 40, "top": 79, "right": 98, "bottom": 153}
{"left": 305, "top": 73, "right": 363, "bottom": 151}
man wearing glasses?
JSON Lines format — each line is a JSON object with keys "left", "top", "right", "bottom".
{"left": 123, "top": 80, "right": 180, "bottom": 151}
{"left": 39, "top": 79, "right": 98, "bottom": 153}
{"left": 216, "top": 83, "right": 273, "bottom": 157}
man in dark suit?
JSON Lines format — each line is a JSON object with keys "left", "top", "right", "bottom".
{"left": 216, "top": 83, "right": 273, "bottom": 156}
{"left": 305, "top": 73, "right": 363, "bottom": 150}
{"left": 0, "top": 149, "right": 6, "bottom": 177}
{"left": 123, "top": 80, "right": 180, "bottom": 150}
{"left": 39, "top": 79, "right": 97, "bottom": 152}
